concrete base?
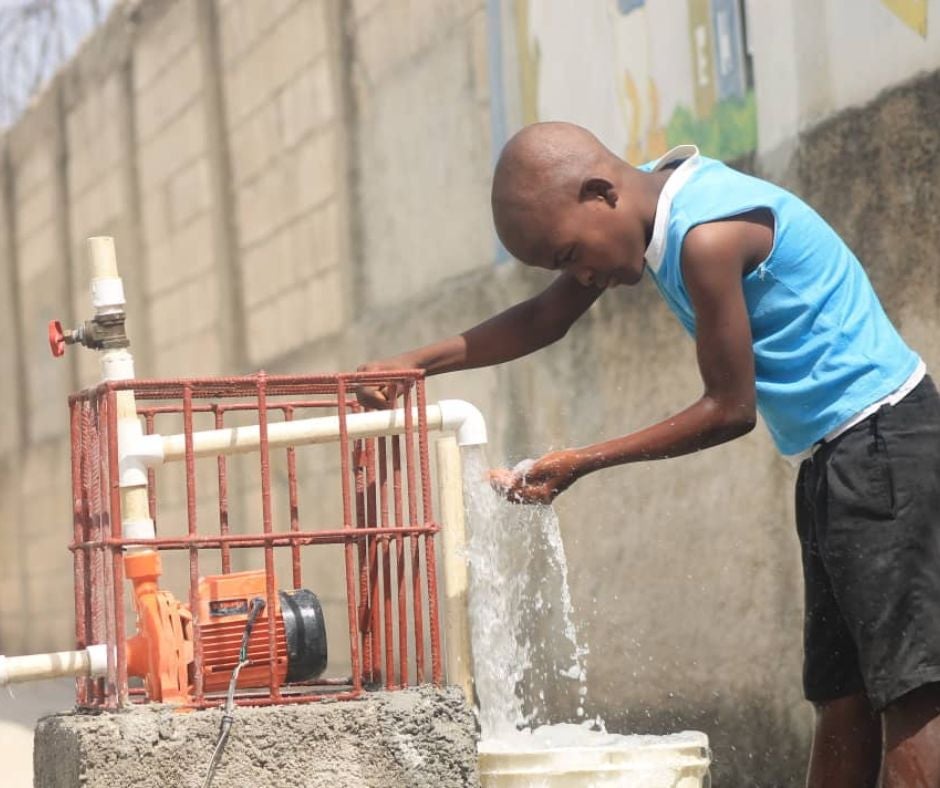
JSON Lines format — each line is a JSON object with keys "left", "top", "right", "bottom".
{"left": 34, "top": 686, "right": 480, "bottom": 788}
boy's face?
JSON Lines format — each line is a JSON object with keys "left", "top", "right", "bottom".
{"left": 503, "top": 186, "right": 647, "bottom": 289}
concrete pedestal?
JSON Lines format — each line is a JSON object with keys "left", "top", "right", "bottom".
{"left": 34, "top": 686, "right": 479, "bottom": 788}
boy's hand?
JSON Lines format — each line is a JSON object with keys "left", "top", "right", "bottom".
{"left": 356, "top": 356, "right": 418, "bottom": 409}
{"left": 488, "top": 449, "right": 583, "bottom": 504}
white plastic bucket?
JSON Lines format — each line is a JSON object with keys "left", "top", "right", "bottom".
{"left": 478, "top": 730, "right": 710, "bottom": 788}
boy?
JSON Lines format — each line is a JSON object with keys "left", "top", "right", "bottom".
{"left": 358, "top": 122, "right": 940, "bottom": 787}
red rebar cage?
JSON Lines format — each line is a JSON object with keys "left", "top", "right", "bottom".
{"left": 69, "top": 370, "right": 442, "bottom": 710}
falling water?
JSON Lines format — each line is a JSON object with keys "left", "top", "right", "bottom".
{"left": 460, "top": 446, "right": 590, "bottom": 740}
{"left": 461, "top": 447, "right": 712, "bottom": 784}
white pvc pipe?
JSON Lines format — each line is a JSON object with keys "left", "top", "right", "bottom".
{"left": 87, "top": 237, "right": 155, "bottom": 542}
{"left": 436, "top": 436, "right": 474, "bottom": 702}
{"left": 0, "top": 645, "right": 108, "bottom": 686}
{"left": 124, "top": 399, "right": 487, "bottom": 475}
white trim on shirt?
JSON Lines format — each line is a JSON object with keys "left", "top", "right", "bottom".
{"left": 644, "top": 144, "right": 701, "bottom": 274}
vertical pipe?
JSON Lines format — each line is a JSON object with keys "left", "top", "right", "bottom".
{"left": 337, "top": 379, "right": 362, "bottom": 694}
{"left": 256, "top": 373, "right": 280, "bottom": 700}
{"left": 378, "top": 437, "right": 394, "bottom": 688}
{"left": 435, "top": 436, "right": 474, "bottom": 702}
{"left": 183, "top": 384, "right": 204, "bottom": 703}
{"left": 403, "top": 386, "right": 425, "bottom": 680}
{"left": 214, "top": 406, "right": 231, "bottom": 573}
{"left": 285, "top": 406, "right": 301, "bottom": 589}
{"left": 416, "top": 381, "right": 442, "bottom": 684}
{"left": 392, "top": 436, "right": 408, "bottom": 687}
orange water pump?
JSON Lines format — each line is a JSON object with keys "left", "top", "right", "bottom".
{"left": 123, "top": 552, "right": 327, "bottom": 703}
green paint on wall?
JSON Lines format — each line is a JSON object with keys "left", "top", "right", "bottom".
{"left": 666, "top": 89, "right": 757, "bottom": 161}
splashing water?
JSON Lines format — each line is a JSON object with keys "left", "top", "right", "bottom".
{"left": 461, "top": 447, "right": 590, "bottom": 740}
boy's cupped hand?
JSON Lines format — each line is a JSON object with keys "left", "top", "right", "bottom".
{"left": 488, "top": 449, "right": 582, "bottom": 505}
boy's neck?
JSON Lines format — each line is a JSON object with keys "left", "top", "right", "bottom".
{"left": 636, "top": 167, "right": 675, "bottom": 249}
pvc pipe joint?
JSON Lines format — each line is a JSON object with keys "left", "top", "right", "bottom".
{"left": 437, "top": 399, "right": 488, "bottom": 446}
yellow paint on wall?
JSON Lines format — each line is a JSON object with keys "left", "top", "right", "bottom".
{"left": 881, "top": 0, "right": 928, "bottom": 37}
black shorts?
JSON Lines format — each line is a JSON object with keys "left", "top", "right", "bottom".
{"left": 796, "top": 374, "right": 940, "bottom": 711}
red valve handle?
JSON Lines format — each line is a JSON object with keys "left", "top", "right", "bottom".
{"left": 48, "top": 320, "right": 66, "bottom": 358}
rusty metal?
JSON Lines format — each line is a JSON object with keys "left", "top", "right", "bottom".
{"left": 68, "top": 370, "right": 441, "bottom": 710}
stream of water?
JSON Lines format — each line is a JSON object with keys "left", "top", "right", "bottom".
{"left": 461, "top": 446, "right": 591, "bottom": 742}
{"left": 461, "top": 446, "right": 708, "bottom": 768}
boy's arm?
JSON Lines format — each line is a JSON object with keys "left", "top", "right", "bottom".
{"left": 357, "top": 271, "right": 603, "bottom": 408}
{"left": 495, "top": 219, "right": 761, "bottom": 504}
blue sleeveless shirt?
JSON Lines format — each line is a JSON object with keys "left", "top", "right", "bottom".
{"left": 641, "top": 146, "right": 920, "bottom": 457}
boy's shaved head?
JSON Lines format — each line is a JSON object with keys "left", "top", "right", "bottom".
{"left": 490, "top": 121, "right": 654, "bottom": 288}
{"left": 491, "top": 122, "right": 622, "bottom": 264}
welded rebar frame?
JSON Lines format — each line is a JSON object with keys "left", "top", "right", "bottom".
{"left": 69, "top": 371, "right": 443, "bottom": 710}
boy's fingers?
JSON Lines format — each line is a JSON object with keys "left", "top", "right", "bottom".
{"left": 487, "top": 468, "right": 516, "bottom": 491}
{"left": 357, "top": 385, "right": 389, "bottom": 409}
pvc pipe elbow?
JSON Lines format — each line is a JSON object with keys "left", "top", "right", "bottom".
{"left": 119, "top": 432, "right": 165, "bottom": 487}
{"left": 437, "top": 399, "right": 488, "bottom": 446}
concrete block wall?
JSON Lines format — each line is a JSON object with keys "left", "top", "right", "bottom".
{"left": 220, "top": 0, "right": 345, "bottom": 367}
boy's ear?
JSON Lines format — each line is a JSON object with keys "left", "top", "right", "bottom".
{"left": 580, "top": 177, "right": 618, "bottom": 207}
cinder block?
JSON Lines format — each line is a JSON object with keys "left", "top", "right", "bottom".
{"left": 183, "top": 273, "right": 220, "bottom": 334}
{"left": 137, "top": 103, "right": 207, "bottom": 191}
{"left": 15, "top": 181, "right": 54, "bottom": 243}
{"left": 12, "top": 140, "right": 55, "bottom": 197}
{"left": 241, "top": 229, "right": 291, "bottom": 308}
{"left": 134, "top": 0, "right": 197, "bottom": 93}
{"left": 218, "top": 0, "right": 299, "bottom": 65}
{"left": 172, "top": 212, "right": 214, "bottom": 283}
{"left": 247, "top": 298, "right": 280, "bottom": 364}
{"left": 290, "top": 199, "right": 342, "bottom": 277}
{"left": 228, "top": 99, "right": 281, "bottom": 186}
{"left": 17, "top": 216, "right": 57, "bottom": 282}
{"left": 296, "top": 127, "right": 338, "bottom": 212}
{"left": 279, "top": 56, "right": 335, "bottom": 149}
{"left": 167, "top": 157, "right": 212, "bottom": 229}
{"left": 141, "top": 189, "right": 170, "bottom": 248}
{"left": 267, "top": 0, "right": 329, "bottom": 93}
{"left": 135, "top": 46, "right": 203, "bottom": 143}
{"left": 304, "top": 268, "right": 343, "bottom": 341}
{"left": 235, "top": 161, "right": 288, "bottom": 248}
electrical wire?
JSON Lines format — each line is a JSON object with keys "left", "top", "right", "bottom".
{"left": 201, "top": 597, "right": 266, "bottom": 788}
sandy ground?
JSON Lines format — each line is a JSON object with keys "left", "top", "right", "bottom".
{"left": 0, "top": 678, "right": 74, "bottom": 787}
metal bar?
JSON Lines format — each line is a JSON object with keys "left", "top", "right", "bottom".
{"left": 105, "top": 391, "right": 129, "bottom": 707}
{"left": 353, "top": 439, "right": 372, "bottom": 682}
{"left": 144, "top": 412, "right": 157, "bottom": 526}
{"left": 285, "top": 406, "right": 301, "bottom": 589}
{"left": 256, "top": 373, "right": 281, "bottom": 701}
{"left": 403, "top": 385, "right": 425, "bottom": 681}
{"left": 69, "top": 400, "right": 87, "bottom": 706}
{"left": 90, "top": 398, "right": 106, "bottom": 706}
{"left": 213, "top": 406, "right": 231, "bottom": 573}
{"left": 71, "top": 524, "right": 439, "bottom": 550}
{"left": 183, "top": 383, "right": 205, "bottom": 703}
{"left": 392, "top": 436, "right": 408, "bottom": 687}
{"left": 337, "top": 378, "right": 362, "bottom": 694}
{"left": 378, "top": 437, "right": 395, "bottom": 688}
{"left": 366, "top": 439, "right": 382, "bottom": 683}
{"left": 416, "top": 380, "right": 442, "bottom": 684}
